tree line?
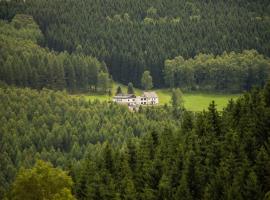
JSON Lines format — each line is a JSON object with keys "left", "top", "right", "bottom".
{"left": 1, "top": 82, "right": 270, "bottom": 199}
{"left": 0, "top": 14, "right": 112, "bottom": 92}
{"left": 164, "top": 50, "right": 270, "bottom": 92}
{"left": 1, "top": 0, "right": 269, "bottom": 87}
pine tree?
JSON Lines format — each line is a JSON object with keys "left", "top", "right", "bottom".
{"left": 55, "top": 60, "right": 66, "bottom": 90}
{"left": 127, "top": 82, "right": 135, "bottom": 94}
{"left": 243, "top": 170, "right": 262, "bottom": 200}
{"left": 64, "top": 58, "right": 76, "bottom": 91}
{"left": 264, "top": 81, "right": 270, "bottom": 107}
{"left": 116, "top": 86, "right": 123, "bottom": 95}
{"left": 255, "top": 147, "right": 270, "bottom": 194}
{"left": 207, "top": 101, "right": 221, "bottom": 136}
{"left": 175, "top": 175, "right": 192, "bottom": 200}
{"left": 181, "top": 111, "right": 194, "bottom": 133}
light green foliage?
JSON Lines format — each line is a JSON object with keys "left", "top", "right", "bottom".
{"left": 0, "top": 15, "right": 109, "bottom": 91}
{"left": 97, "top": 72, "right": 112, "bottom": 93}
{"left": 164, "top": 51, "right": 270, "bottom": 92}
{"left": 0, "top": 14, "right": 43, "bottom": 43}
{"left": 141, "top": 71, "right": 153, "bottom": 90}
{"left": 146, "top": 7, "right": 158, "bottom": 18}
{"left": 12, "top": 160, "right": 75, "bottom": 200}
{"left": 79, "top": 82, "right": 240, "bottom": 111}
{"left": 171, "top": 88, "right": 184, "bottom": 108}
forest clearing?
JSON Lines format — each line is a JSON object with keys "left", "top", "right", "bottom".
{"left": 77, "top": 83, "right": 240, "bottom": 111}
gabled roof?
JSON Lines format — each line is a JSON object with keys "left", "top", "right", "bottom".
{"left": 113, "top": 94, "right": 136, "bottom": 99}
{"left": 142, "top": 91, "right": 158, "bottom": 98}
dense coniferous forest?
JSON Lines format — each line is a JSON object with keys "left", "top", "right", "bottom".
{"left": 1, "top": 0, "right": 270, "bottom": 199}
{"left": 0, "top": 83, "right": 270, "bottom": 199}
{"left": 164, "top": 51, "right": 270, "bottom": 92}
{"left": 1, "top": 0, "right": 270, "bottom": 87}
{"left": 0, "top": 14, "right": 112, "bottom": 92}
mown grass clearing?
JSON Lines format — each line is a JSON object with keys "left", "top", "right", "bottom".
{"left": 155, "top": 89, "right": 240, "bottom": 111}
{"left": 75, "top": 83, "right": 240, "bottom": 111}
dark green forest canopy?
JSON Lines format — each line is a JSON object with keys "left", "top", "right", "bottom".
{"left": 0, "top": 84, "right": 270, "bottom": 199}
{"left": 0, "top": 1, "right": 270, "bottom": 199}
{"left": 1, "top": 0, "right": 269, "bottom": 87}
{"left": 0, "top": 14, "right": 111, "bottom": 92}
{"left": 164, "top": 51, "right": 270, "bottom": 92}
{"left": 0, "top": 85, "right": 175, "bottom": 199}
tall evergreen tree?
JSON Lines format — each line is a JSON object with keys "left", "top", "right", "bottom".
{"left": 116, "top": 86, "right": 123, "bottom": 95}
{"left": 127, "top": 82, "right": 135, "bottom": 94}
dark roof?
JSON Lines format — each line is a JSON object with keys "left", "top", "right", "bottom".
{"left": 113, "top": 94, "right": 136, "bottom": 99}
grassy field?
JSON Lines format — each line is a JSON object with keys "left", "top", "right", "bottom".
{"left": 75, "top": 83, "right": 240, "bottom": 111}
{"left": 154, "top": 89, "right": 240, "bottom": 111}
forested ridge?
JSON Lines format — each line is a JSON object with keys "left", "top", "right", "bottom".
{"left": 0, "top": 14, "right": 112, "bottom": 92}
{"left": 1, "top": 83, "right": 270, "bottom": 199}
{"left": 1, "top": 0, "right": 269, "bottom": 87}
{"left": 1, "top": 1, "right": 270, "bottom": 199}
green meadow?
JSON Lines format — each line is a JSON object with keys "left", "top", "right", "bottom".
{"left": 75, "top": 83, "right": 240, "bottom": 111}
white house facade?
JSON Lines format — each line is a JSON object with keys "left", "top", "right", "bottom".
{"left": 141, "top": 91, "right": 159, "bottom": 105}
{"left": 113, "top": 91, "right": 159, "bottom": 107}
{"left": 113, "top": 94, "right": 137, "bottom": 106}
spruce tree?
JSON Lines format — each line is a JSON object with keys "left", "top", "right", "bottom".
{"left": 127, "top": 82, "right": 135, "bottom": 94}
{"left": 116, "top": 86, "right": 123, "bottom": 95}
{"left": 264, "top": 81, "right": 270, "bottom": 107}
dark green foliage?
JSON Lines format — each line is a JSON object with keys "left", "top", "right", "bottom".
{"left": 3, "top": 0, "right": 269, "bottom": 87}
{"left": 77, "top": 83, "right": 270, "bottom": 199}
{"left": 0, "top": 15, "right": 111, "bottom": 92}
{"left": 264, "top": 81, "right": 270, "bottom": 107}
{"left": 127, "top": 82, "right": 134, "bottom": 94}
{"left": 116, "top": 86, "right": 123, "bottom": 95}
{"left": 0, "top": 86, "right": 175, "bottom": 199}
{"left": 1, "top": 84, "right": 270, "bottom": 199}
{"left": 0, "top": 5, "right": 270, "bottom": 198}
{"left": 164, "top": 51, "right": 270, "bottom": 92}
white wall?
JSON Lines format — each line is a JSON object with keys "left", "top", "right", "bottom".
{"left": 114, "top": 96, "right": 159, "bottom": 106}
{"left": 113, "top": 97, "right": 136, "bottom": 105}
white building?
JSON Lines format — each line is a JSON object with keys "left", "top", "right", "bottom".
{"left": 113, "top": 91, "right": 158, "bottom": 107}
{"left": 113, "top": 94, "right": 137, "bottom": 106}
{"left": 140, "top": 91, "right": 159, "bottom": 105}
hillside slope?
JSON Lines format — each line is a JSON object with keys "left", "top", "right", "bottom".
{"left": 1, "top": 0, "right": 269, "bottom": 86}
